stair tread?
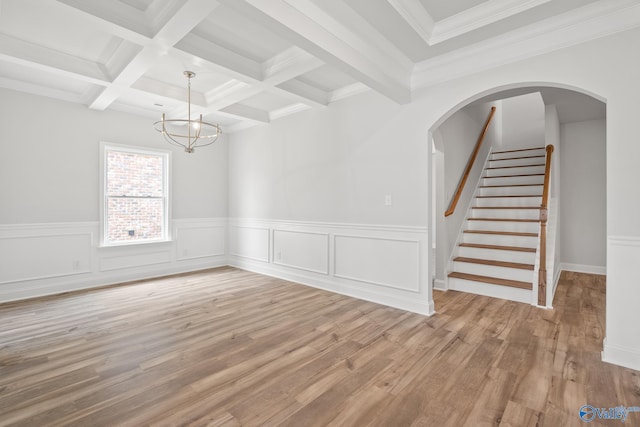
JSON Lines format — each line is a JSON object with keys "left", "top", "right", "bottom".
{"left": 459, "top": 243, "right": 537, "bottom": 252}
{"left": 468, "top": 218, "right": 539, "bottom": 223}
{"left": 464, "top": 230, "right": 538, "bottom": 237}
{"left": 453, "top": 257, "right": 535, "bottom": 270}
{"left": 472, "top": 206, "right": 541, "bottom": 210}
{"left": 486, "top": 164, "right": 545, "bottom": 170}
{"left": 448, "top": 272, "right": 533, "bottom": 290}
{"left": 484, "top": 173, "right": 544, "bottom": 178}
{"left": 476, "top": 195, "right": 542, "bottom": 198}
{"left": 490, "top": 155, "right": 545, "bottom": 161}
{"left": 492, "top": 147, "right": 545, "bottom": 155}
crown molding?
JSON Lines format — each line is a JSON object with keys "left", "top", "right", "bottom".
{"left": 412, "top": 0, "right": 640, "bottom": 89}
{"left": 388, "top": 0, "right": 551, "bottom": 46}
{"left": 431, "top": 0, "right": 552, "bottom": 45}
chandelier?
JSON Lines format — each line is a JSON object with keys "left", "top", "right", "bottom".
{"left": 154, "top": 71, "right": 221, "bottom": 153}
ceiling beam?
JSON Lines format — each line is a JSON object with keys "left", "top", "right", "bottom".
{"left": 87, "top": 0, "right": 223, "bottom": 110}
{"left": 219, "top": 0, "right": 411, "bottom": 104}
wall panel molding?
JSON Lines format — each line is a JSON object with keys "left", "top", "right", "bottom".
{"left": 333, "top": 234, "right": 421, "bottom": 292}
{"left": 0, "top": 219, "right": 227, "bottom": 303}
{"left": 272, "top": 229, "right": 330, "bottom": 274}
{"left": 228, "top": 218, "right": 433, "bottom": 315}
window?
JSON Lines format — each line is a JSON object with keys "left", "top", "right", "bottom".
{"left": 101, "top": 143, "right": 170, "bottom": 246}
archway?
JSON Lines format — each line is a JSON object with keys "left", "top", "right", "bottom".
{"left": 426, "top": 82, "right": 606, "bottom": 311}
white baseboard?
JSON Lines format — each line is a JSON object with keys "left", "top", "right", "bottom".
{"left": 229, "top": 256, "right": 435, "bottom": 316}
{"left": 0, "top": 257, "right": 228, "bottom": 303}
{"left": 602, "top": 338, "right": 640, "bottom": 371}
{"left": 433, "top": 279, "right": 447, "bottom": 291}
{"left": 559, "top": 263, "right": 606, "bottom": 275}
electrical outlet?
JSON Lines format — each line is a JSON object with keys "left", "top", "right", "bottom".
{"left": 276, "top": 251, "right": 282, "bottom": 260}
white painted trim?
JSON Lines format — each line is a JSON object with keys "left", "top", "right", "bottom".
{"left": 272, "top": 229, "right": 330, "bottom": 275}
{"left": 433, "top": 279, "right": 447, "bottom": 291}
{"left": 0, "top": 218, "right": 228, "bottom": 303}
{"left": 559, "top": 263, "right": 606, "bottom": 275}
{"left": 413, "top": 0, "right": 640, "bottom": 89}
{"left": 388, "top": 0, "right": 552, "bottom": 46}
{"left": 229, "top": 255, "right": 434, "bottom": 316}
{"left": 608, "top": 235, "right": 640, "bottom": 246}
{"left": 269, "top": 103, "right": 311, "bottom": 121}
{"left": 329, "top": 82, "right": 370, "bottom": 103}
{"left": 228, "top": 225, "right": 271, "bottom": 262}
{"left": 228, "top": 217, "right": 428, "bottom": 234}
{"left": 386, "top": 0, "right": 435, "bottom": 44}
{"left": 432, "top": 0, "right": 553, "bottom": 45}
{"left": 332, "top": 234, "right": 422, "bottom": 293}
{"left": 602, "top": 338, "right": 640, "bottom": 372}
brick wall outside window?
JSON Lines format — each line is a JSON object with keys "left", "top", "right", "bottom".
{"left": 105, "top": 150, "right": 166, "bottom": 243}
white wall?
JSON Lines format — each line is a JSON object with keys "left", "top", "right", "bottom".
{"left": 226, "top": 91, "right": 433, "bottom": 314}
{"left": 227, "top": 91, "right": 427, "bottom": 225}
{"left": 0, "top": 88, "right": 228, "bottom": 301}
{"left": 560, "top": 119, "right": 606, "bottom": 270}
{"left": 500, "top": 92, "right": 546, "bottom": 149}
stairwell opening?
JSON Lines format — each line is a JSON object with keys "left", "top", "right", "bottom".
{"left": 428, "top": 84, "right": 606, "bottom": 310}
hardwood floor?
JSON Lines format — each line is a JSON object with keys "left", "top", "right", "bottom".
{"left": 0, "top": 268, "right": 638, "bottom": 426}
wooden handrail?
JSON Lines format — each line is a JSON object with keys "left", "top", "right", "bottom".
{"left": 444, "top": 106, "right": 496, "bottom": 217}
{"left": 538, "top": 144, "right": 554, "bottom": 306}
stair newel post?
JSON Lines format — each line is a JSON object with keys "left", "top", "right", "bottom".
{"left": 538, "top": 144, "right": 554, "bottom": 306}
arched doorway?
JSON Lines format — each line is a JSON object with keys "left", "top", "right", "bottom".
{"left": 427, "top": 83, "right": 606, "bottom": 310}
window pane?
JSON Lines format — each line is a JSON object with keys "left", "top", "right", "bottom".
{"left": 106, "top": 151, "right": 163, "bottom": 197}
{"left": 106, "top": 198, "right": 164, "bottom": 242}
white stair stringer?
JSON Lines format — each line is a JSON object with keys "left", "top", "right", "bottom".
{"left": 446, "top": 146, "right": 549, "bottom": 305}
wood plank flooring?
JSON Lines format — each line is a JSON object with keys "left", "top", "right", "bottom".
{"left": 0, "top": 268, "right": 638, "bottom": 426}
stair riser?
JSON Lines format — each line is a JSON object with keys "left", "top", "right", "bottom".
{"left": 457, "top": 246, "right": 536, "bottom": 264}
{"left": 488, "top": 157, "right": 545, "bottom": 168}
{"left": 452, "top": 262, "right": 534, "bottom": 282}
{"left": 448, "top": 278, "right": 532, "bottom": 304}
{"left": 485, "top": 166, "right": 545, "bottom": 176}
{"left": 475, "top": 197, "right": 542, "bottom": 207}
{"left": 482, "top": 176, "right": 544, "bottom": 186}
{"left": 491, "top": 149, "right": 546, "bottom": 160}
{"left": 466, "top": 220, "right": 540, "bottom": 233}
{"left": 462, "top": 233, "right": 538, "bottom": 247}
{"left": 478, "top": 186, "right": 543, "bottom": 197}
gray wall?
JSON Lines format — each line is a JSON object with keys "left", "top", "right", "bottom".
{"left": 560, "top": 119, "right": 606, "bottom": 268}
{"left": 0, "top": 88, "right": 228, "bottom": 223}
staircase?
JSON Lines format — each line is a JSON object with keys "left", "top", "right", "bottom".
{"left": 447, "top": 146, "right": 547, "bottom": 304}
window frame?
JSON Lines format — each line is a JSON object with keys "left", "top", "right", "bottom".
{"left": 99, "top": 142, "right": 172, "bottom": 247}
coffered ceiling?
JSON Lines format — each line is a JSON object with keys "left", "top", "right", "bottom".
{"left": 0, "top": 0, "right": 638, "bottom": 133}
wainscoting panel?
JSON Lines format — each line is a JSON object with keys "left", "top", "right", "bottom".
{"left": 0, "top": 231, "right": 92, "bottom": 284}
{"left": 334, "top": 235, "right": 420, "bottom": 292}
{"left": 228, "top": 219, "right": 433, "bottom": 315}
{"left": 229, "top": 225, "right": 270, "bottom": 262}
{"left": 0, "top": 219, "right": 227, "bottom": 303}
{"left": 602, "top": 236, "right": 640, "bottom": 371}
{"left": 175, "top": 220, "right": 226, "bottom": 261}
{"left": 273, "top": 229, "right": 329, "bottom": 274}
{"left": 99, "top": 249, "right": 172, "bottom": 271}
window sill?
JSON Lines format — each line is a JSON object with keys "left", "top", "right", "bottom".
{"left": 98, "top": 239, "right": 173, "bottom": 249}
